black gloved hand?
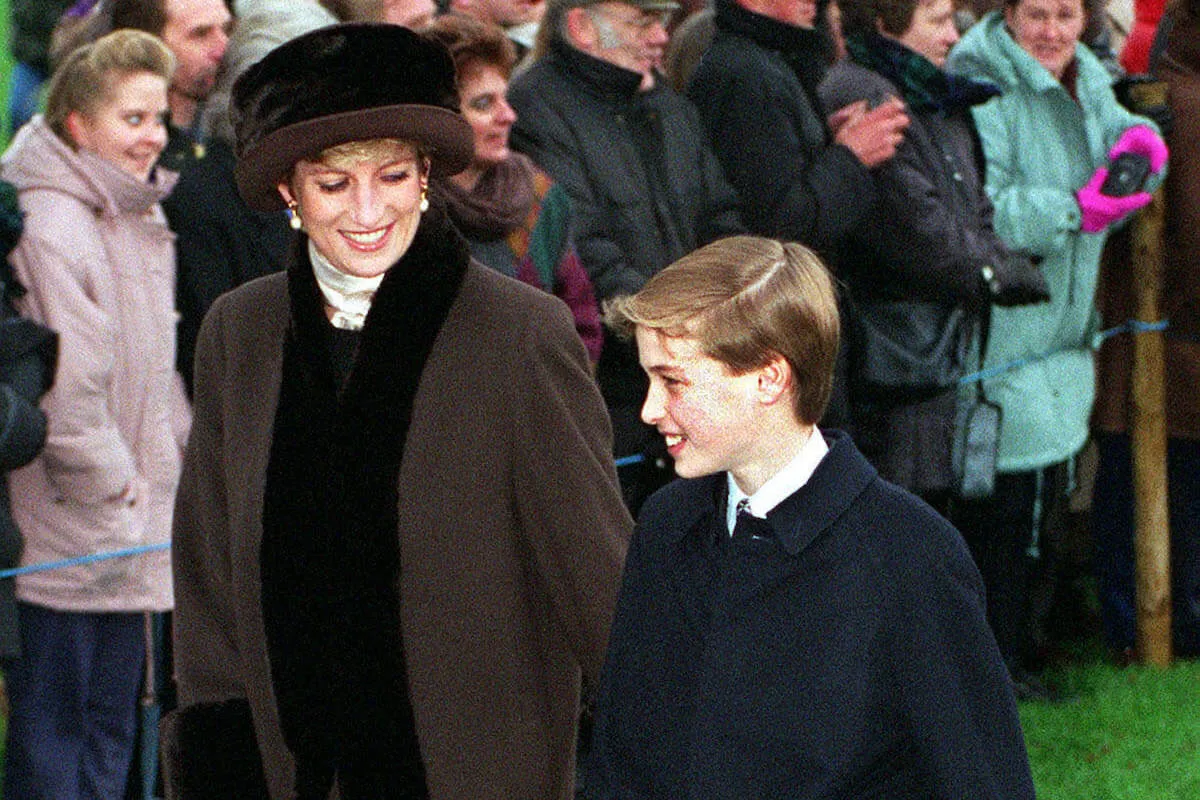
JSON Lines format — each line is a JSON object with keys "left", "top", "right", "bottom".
{"left": 982, "top": 252, "right": 1050, "bottom": 307}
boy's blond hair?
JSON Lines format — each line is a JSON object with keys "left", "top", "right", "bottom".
{"left": 606, "top": 236, "right": 840, "bottom": 425}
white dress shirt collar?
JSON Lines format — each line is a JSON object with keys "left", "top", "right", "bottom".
{"left": 726, "top": 429, "right": 829, "bottom": 535}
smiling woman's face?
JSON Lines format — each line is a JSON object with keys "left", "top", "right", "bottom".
{"left": 279, "top": 138, "right": 429, "bottom": 279}
{"left": 1005, "top": 0, "right": 1085, "bottom": 79}
{"left": 67, "top": 70, "right": 169, "bottom": 182}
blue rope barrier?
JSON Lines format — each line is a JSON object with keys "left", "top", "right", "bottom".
{"left": 0, "top": 542, "right": 170, "bottom": 580}
{"left": 958, "top": 317, "right": 1170, "bottom": 387}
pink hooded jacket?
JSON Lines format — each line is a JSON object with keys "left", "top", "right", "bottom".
{"left": 2, "top": 117, "right": 188, "bottom": 612}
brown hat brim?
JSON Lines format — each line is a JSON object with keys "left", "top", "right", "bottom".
{"left": 235, "top": 104, "right": 475, "bottom": 212}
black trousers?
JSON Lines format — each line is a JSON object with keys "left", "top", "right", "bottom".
{"left": 950, "top": 461, "right": 1072, "bottom": 672}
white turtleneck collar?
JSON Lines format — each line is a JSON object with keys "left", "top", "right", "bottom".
{"left": 308, "top": 239, "right": 385, "bottom": 331}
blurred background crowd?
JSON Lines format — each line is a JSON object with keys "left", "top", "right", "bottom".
{"left": 0, "top": 0, "right": 1197, "bottom": 794}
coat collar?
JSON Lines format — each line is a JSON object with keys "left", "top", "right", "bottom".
{"left": 658, "top": 431, "right": 878, "bottom": 632}
{"left": 662, "top": 429, "right": 878, "bottom": 557}
{"left": 285, "top": 202, "right": 471, "bottom": 391}
{"left": 714, "top": 0, "right": 822, "bottom": 56}
{"left": 713, "top": 0, "right": 831, "bottom": 101}
{"left": 548, "top": 36, "right": 648, "bottom": 103}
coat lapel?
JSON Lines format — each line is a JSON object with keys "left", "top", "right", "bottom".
{"left": 719, "top": 433, "right": 879, "bottom": 607}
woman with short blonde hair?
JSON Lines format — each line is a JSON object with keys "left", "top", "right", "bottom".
{"left": 1, "top": 27, "right": 188, "bottom": 797}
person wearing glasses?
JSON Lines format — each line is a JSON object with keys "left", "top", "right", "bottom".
{"left": 509, "top": 0, "right": 745, "bottom": 517}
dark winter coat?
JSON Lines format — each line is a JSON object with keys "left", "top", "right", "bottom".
{"left": 508, "top": 39, "right": 744, "bottom": 304}
{"left": 163, "top": 138, "right": 292, "bottom": 394}
{"left": 165, "top": 206, "right": 632, "bottom": 799}
{"left": 508, "top": 39, "right": 743, "bottom": 489}
{"left": 687, "top": 0, "right": 875, "bottom": 257}
{"left": 587, "top": 431, "right": 1035, "bottom": 799}
{"left": 0, "top": 186, "right": 57, "bottom": 659}
{"left": 818, "top": 37, "right": 1008, "bottom": 492}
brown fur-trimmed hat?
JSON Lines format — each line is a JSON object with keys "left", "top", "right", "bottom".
{"left": 231, "top": 23, "right": 475, "bottom": 212}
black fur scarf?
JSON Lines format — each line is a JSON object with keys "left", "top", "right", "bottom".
{"left": 261, "top": 205, "right": 468, "bottom": 799}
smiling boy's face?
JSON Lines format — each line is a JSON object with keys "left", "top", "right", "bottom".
{"left": 635, "top": 327, "right": 773, "bottom": 484}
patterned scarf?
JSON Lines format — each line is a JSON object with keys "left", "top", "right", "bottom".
{"left": 431, "top": 153, "right": 536, "bottom": 241}
{"left": 846, "top": 32, "right": 1000, "bottom": 113}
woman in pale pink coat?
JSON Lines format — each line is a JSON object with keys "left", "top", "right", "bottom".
{"left": 0, "top": 30, "right": 189, "bottom": 798}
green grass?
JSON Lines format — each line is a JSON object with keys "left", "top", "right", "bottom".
{"left": 1020, "top": 657, "right": 1200, "bottom": 800}
{"left": 2, "top": 0, "right": 12, "bottom": 148}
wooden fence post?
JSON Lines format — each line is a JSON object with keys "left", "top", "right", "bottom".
{"left": 1130, "top": 185, "right": 1172, "bottom": 667}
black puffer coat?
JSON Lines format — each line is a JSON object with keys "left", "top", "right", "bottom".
{"left": 818, "top": 42, "right": 1012, "bottom": 493}
{"left": 0, "top": 181, "right": 56, "bottom": 660}
{"left": 509, "top": 39, "right": 744, "bottom": 304}
{"left": 687, "top": 0, "right": 875, "bottom": 258}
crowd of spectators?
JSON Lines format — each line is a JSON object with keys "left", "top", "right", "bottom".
{"left": 0, "top": 0, "right": 1197, "bottom": 794}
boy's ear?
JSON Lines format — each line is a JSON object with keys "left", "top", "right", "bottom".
{"left": 756, "top": 356, "right": 793, "bottom": 406}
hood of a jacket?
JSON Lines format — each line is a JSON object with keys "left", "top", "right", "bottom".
{"left": 1, "top": 116, "right": 177, "bottom": 216}
{"left": 948, "top": 10, "right": 1086, "bottom": 96}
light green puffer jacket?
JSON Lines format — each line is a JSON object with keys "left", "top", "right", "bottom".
{"left": 946, "top": 11, "right": 1162, "bottom": 473}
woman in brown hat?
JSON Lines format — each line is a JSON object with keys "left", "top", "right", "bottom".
{"left": 163, "top": 23, "right": 631, "bottom": 800}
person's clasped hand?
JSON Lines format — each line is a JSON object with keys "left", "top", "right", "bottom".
{"left": 832, "top": 96, "right": 910, "bottom": 169}
{"left": 1075, "top": 124, "right": 1168, "bottom": 233}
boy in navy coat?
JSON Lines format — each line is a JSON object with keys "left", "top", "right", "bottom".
{"left": 588, "top": 235, "right": 1035, "bottom": 799}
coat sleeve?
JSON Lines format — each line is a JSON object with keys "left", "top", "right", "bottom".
{"left": 166, "top": 297, "right": 272, "bottom": 797}
{"left": 864, "top": 135, "right": 1005, "bottom": 304}
{"left": 510, "top": 91, "right": 647, "bottom": 300}
{"left": 0, "top": 384, "right": 47, "bottom": 471}
{"left": 508, "top": 295, "right": 633, "bottom": 685}
{"left": 889, "top": 518, "right": 1037, "bottom": 800}
{"left": 9, "top": 231, "right": 137, "bottom": 503}
{"left": 972, "top": 97, "right": 1085, "bottom": 257}
{"left": 689, "top": 56, "right": 875, "bottom": 253}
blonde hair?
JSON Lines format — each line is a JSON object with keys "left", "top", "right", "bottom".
{"left": 284, "top": 138, "right": 431, "bottom": 194}
{"left": 606, "top": 236, "right": 841, "bottom": 425}
{"left": 316, "top": 138, "right": 427, "bottom": 169}
{"left": 46, "top": 29, "right": 175, "bottom": 146}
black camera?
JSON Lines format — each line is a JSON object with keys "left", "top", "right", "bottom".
{"left": 1100, "top": 152, "right": 1152, "bottom": 197}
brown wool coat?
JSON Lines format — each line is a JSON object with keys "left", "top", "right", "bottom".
{"left": 170, "top": 258, "right": 632, "bottom": 799}
{"left": 1094, "top": 8, "right": 1200, "bottom": 440}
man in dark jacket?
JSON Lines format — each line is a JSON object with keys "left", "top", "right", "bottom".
{"left": 589, "top": 235, "right": 1034, "bottom": 799}
{"left": 508, "top": 0, "right": 745, "bottom": 513}
{"left": 687, "top": 0, "right": 909, "bottom": 258}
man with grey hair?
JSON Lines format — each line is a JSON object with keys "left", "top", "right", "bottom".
{"left": 508, "top": 0, "right": 745, "bottom": 515}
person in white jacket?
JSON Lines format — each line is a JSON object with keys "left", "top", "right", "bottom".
{"left": 0, "top": 29, "right": 189, "bottom": 799}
